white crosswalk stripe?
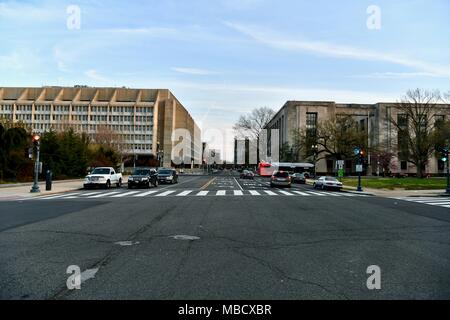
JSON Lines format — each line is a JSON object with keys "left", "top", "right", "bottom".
{"left": 279, "top": 191, "right": 295, "bottom": 196}
{"left": 292, "top": 191, "right": 310, "bottom": 196}
{"left": 111, "top": 191, "right": 140, "bottom": 198}
{"left": 39, "top": 193, "right": 80, "bottom": 200}
{"left": 395, "top": 197, "right": 450, "bottom": 210}
{"left": 134, "top": 190, "right": 159, "bottom": 197}
{"left": 88, "top": 191, "right": 121, "bottom": 198}
{"left": 34, "top": 189, "right": 369, "bottom": 200}
{"left": 177, "top": 190, "right": 193, "bottom": 197}
{"left": 156, "top": 191, "right": 176, "bottom": 197}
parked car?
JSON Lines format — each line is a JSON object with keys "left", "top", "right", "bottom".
{"left": 128, "top": 168, "right": 158, "bottom": 189}
{"left": 270, "top": 171, "right": 292, "bottom": 188}
{"left": 291, "top": 173, "right": 306, "bottom": 184}
{"left": 240, "top": 170, "right": 255, "bottom": 180}
{"left": 84, "top": 167, "right": 122, "bottom": 189}
{"left": 157, "top": 168, "right": 179, "bottom": 184}
{"left": 313, "top": 176, "right": 343, "bottom": 191}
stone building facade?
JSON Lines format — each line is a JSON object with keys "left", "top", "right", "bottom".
{"left": 266, "top": 101, "right": 450, "bottom": 176}
{"left": 0, "top": 86, "right": 201, "bottom": 168}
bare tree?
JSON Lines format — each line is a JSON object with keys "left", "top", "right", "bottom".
{"left": 296, "top": 115, "right": 368, "bottom": 163}
{"left": 390, "top": 88, "right": 441, "bottom": 178}
{"left": 233, "top": 107, "right": 275, "bottom": 141}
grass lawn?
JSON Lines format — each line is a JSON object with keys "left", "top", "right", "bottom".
{"left": 341, "top": 177, "right": 447, "bottom": 190}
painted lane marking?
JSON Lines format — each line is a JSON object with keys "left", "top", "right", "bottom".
{"left": 156, "top": 191, "right": 176, "bottom": 197}
{"left": 111, "top": 191, "right": 140, "bottom": 198}
{"left": 134, "top": 190, "right": 159, "bottom": 197}
{"left": 217, "top": 190, "right": 227, "bottom": 196}
{"left": 196, "top": 191, "right": 209, "bottom": 196}
{"left": 88, "top": 192, "right": 120, "bottom": 198}
{"left": 177, "top": 190, "right": 193, "bottom": 197}
{"left": 234, "top": 190, "right": 244, "bottom": 196}
{"left": 279, "top": 191, "right": 295, "bottom": 196}
{"left": 39, "top": 193, "right": 81, "bottom": 200}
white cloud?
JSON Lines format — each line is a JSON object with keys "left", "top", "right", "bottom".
{"left": 224, "top": 21, "right": 450, "bottom": 78}
{"left": 353, "top": 72, "right": 444, "bottom": 79}
{"left": 172, "top": 67, "right": 215, "bottom": 76}
{"left": 0, "top": 1, "right": 60, "bottom": 22}
{"left": 85, "top": 69, "right": 111, "bottom": 84}
{"left": 0, "top": 50, "right": 41, "bottom": 71}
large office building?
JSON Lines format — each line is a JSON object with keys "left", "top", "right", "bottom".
{"left": 0, "top": 86, "right": 201, "bottom": 168}
{"left": 266, "top": 100, "right": 450, "bottom": 176}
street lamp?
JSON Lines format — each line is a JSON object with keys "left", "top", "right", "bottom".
{"left": 354, "top": 147, "right": 364, "bottom": 192}
{"left": 30, "top": 134, "right": 41, "bottom": 193}
{"left": 443, "top": 146, "right": 450, "bottom": 194}
{"left": 156, "top": 141, "right": 164, "bottom": 169}
{"left": 311, "top": 144, "right": 318, "bottom": 178}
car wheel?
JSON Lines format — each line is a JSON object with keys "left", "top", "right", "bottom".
{"left": 117, "top": 179, "right": 122, "bottom": 188}
{"left": 106, "top": 180, "right": 111, "bottom": 189}
{"left": 153, "top": 180, "right": 158, "bottom": 188}
{"left": 321, "top": 185, "right": 325, "bottom": 191}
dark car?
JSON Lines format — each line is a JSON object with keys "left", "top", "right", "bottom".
{"left": 157, "top": 168, "right": 179, "bottom": 184}
{"left": 270, "top": 171, "right": 292, "bottom": 188}
{"left": 240, "top": 170, "right": 255, "bottom": 180}
{"left": 291, "top": 173, "right": 306, "bottom": 184}
{"left": 128, "top": 168, "right": 158, "bottom": 189}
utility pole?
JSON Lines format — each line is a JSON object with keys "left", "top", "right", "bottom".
{"left": 30, "top": 134, "right": 41, "bottom": 193}
{"left": 312, "top": 144, "right": 318, "bottom": 178}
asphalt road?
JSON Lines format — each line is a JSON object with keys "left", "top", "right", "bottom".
{"left": 1, "top": 173, "right": 450, "bottom": 300}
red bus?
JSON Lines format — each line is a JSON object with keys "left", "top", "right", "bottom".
{"left": 258, "top": 162, "right": 314, "bottom": 177}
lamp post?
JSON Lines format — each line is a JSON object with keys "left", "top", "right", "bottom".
{"left": 30, "top": 134, "right": 41, "bottom": 193}
{"left": 444, "top": 146, "right": 450, "bottom": 194}
{"left": 354, "top": 147, "right": 364, "bottom": 192}
{"left": 311, "top": 144, "right": 318, "bottom": 178}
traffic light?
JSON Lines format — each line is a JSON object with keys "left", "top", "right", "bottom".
{"left": 32, "top": 134, "right": 41, "bottom": 146}
{"left": 442, "top": 146, "right": 449, "bottom": 162}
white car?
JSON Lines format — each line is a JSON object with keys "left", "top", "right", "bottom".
{"left": 313, "top": 176, "right": 343, "bottom": 191}
{"left": 84, "top": 167, "right": 123, "bottom": 189}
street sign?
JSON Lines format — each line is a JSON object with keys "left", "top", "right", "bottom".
{"left": 356, "top": 165, "right": 363, "bottom": 173}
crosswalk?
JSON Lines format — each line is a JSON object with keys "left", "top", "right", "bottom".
{"left": 395, "top": 197, "right": 450, "bottom": 210}
{"left": 32, "top": 189, "right": 369, "bottom": 201}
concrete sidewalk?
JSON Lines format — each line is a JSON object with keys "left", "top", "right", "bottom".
{"left": 0, "top": 180, "right": 84, "bottom": 201}
{"left": 344, "top": 186, "right": 449, "bottom": 198}
{"left": 305, "top": 179, "right": 448, "bottom": 198}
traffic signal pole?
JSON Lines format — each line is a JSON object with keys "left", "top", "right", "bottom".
{"left": 445, "top": 147, "right": 450, "bottom": 194}
{"left": 30, "top": 135, "right": 41, "bottom": 193}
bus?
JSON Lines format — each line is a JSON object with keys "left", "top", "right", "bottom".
{"left": 258, "top": 161, "right": 315, "bottom": 177}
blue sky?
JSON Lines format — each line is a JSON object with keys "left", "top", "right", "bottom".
{"left": 1, "top": 0, "right": 449, "bottom": 160}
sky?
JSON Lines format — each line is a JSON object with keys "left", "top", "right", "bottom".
{"left": 1, "top": 0, "right": 450, "bottom": 160}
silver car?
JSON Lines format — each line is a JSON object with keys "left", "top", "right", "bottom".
{"left": 313, "top": 176, "right": 343, "bottom": 191}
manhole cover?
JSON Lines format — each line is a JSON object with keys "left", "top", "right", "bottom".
{"left": 170, "top": 235, "right": 200, "bottom": 241}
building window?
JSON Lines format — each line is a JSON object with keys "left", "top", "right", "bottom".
{"left": 306, "top": 113, "right": 318, "bottom": 137}
{"left": 401, "top": 161, "right": 408, "bottom": 171}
